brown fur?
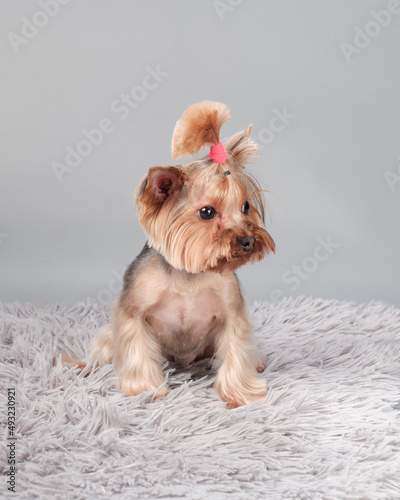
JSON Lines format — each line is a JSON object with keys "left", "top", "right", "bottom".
{"left": 65, "top": 101, "right": 275, "bottom": 409}
{"left": 171, "top": 101, "right": 231, "bottom": 158}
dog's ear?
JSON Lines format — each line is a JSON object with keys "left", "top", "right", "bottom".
{"left": 223, "top": 124, "right": 258, "bottom": 170}
{"left": 244, "top": 123, "right": 253, "bottom": 138}
{"left": 135, "top": 166, "right": 185, "bottom": 207}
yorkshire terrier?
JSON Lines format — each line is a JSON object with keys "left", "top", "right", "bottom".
{"left": 66, "top": 101, "right": 275, "bottom": 409}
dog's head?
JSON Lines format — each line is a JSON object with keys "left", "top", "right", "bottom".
{"left": 134, "top": 101, "right": 275, "bottom": 273}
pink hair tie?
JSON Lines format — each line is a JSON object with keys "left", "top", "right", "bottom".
{"left": 208, "top": 141, "right": 227, "bottom": 163}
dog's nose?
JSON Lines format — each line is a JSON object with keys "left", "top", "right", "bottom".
{"left": 238, "top": 236, "right": 255, "bottom": 252}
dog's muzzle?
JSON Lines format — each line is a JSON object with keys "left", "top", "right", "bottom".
{"left": 237, "top": 236, "right": 255, "bottom": 253}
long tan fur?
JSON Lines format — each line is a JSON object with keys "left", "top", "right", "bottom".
{"left": 66, "top": 101, "right": 275, "bottom": 409}
{"left": 171, "top": 101, "right": 231, "bottom": 158}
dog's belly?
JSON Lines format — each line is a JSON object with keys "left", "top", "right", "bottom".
{"left": 146, "top": 289, "right": 224, "bottom": 365}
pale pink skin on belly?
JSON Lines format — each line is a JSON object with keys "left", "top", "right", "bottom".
{"left": 146, "top": 281, "right": 223, "bottom": 366}
{"left": 125, "top": 257, "right": 234, "bottom": 366}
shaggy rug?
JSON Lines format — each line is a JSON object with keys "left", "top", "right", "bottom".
{"left": 0, "top": 297, "right": 400, "bottom": 500}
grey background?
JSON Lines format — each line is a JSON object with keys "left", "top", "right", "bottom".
{"left": 1, "top": 0, "right": 399, "bottom": 308}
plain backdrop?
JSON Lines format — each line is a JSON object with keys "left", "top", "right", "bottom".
{"left": 1, "top": 0, "right": 399, "bottom": 308}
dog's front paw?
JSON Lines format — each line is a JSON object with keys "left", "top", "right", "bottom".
{"left": 118, "top": 378, "right": 169, "bottom": 399}
{"left": 215, "top": 373, "right": 266, "bottom": 409}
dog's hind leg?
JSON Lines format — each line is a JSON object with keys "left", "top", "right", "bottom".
{"left": 90, "top": 323, "right": 114, "bottom": 365}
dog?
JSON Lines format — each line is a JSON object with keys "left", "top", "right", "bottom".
{"left": 66, "top": 101, "right": 275, "bottom": 409}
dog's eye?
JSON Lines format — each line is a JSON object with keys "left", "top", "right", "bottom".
{"left": 199, "top": 206, "right": 217, "bottom": 221}
{"left": 241, "top": 201, "right": 250, "bottom": 214}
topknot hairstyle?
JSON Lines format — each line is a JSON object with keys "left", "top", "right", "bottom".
{"left": 171, "top": 101, "right": 231, "bottom": 158}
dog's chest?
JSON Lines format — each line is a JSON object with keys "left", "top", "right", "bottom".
{"left": 146, "top": 275, "right": 227, "bottom": 360}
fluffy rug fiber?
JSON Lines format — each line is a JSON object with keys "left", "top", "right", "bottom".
{"left": 1, "top": 297, "right": 400, "bottom": 499}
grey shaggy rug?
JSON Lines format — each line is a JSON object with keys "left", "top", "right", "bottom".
{"left": 1, "top": 297, "right": 400, "bottom": 500}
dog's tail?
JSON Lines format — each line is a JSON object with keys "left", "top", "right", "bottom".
{"left": 62, "top": 323, "right": 114, "bottom": 374}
